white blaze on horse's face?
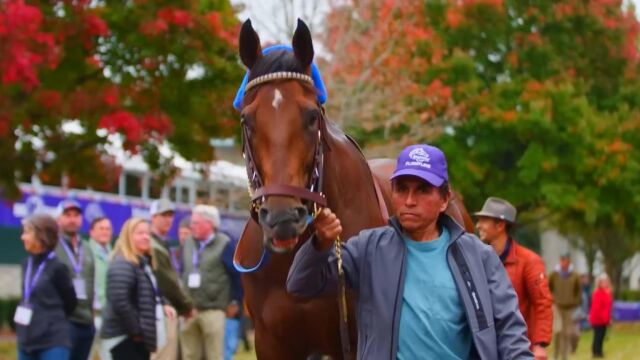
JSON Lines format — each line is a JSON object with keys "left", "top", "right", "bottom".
{"left": 272, "top": 88, "right": 283, "bottom": 110}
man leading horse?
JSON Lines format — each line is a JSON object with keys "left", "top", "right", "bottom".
{"left": 287, "top": 144, "right": 534, "bottom": 359}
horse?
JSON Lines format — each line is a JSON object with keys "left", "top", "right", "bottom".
{"left": 233, "top": 19, "right": 474, "bottom": 360}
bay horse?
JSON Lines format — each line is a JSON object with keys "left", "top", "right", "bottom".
{"left": 233, "top": 19, "right": 474, "bottom": 359}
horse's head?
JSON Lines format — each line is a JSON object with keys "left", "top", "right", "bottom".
{"left": 239, "top": 19, "right": 326, "bottom": 253}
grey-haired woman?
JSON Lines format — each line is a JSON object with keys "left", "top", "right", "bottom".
{"left": 16, "top": 214, "right": 77, "bottom": 360}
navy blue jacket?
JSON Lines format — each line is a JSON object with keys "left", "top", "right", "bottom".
{"left": 17, "top": 253, "right": 77, "bottom": 354}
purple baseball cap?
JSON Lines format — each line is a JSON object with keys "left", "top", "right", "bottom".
{"left": 390, "top": 144, "right": 449, "bottom": 186}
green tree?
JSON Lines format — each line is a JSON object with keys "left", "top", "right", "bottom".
{"left": 0, "top": 0, "right": 243, "bottom": 198}
{"left": 324, "top": 0, "right": 640, "bottom": 289}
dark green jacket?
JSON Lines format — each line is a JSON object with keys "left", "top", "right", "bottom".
{"left": 55, "top": 235, "right": 94, "bottom": 325}
{"left": 151, "top": 233, "right": 193, "bottom": 315}
{"left": 181, "top": 232, "right": 231, "bottom": 310}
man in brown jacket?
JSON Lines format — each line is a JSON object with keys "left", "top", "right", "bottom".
{"left": 475, "top": 197, "right": 553, "bottom": 360}
{"left": 548, "top": 253, "right": 582, "bottom": 360}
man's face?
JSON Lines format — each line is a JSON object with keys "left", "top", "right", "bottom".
{"left": 178, "top": 227, "right": 191, "bottom": 246}
{"left": 58, "top": 209, "right": 82, "bottom": 236}
{"left": 476, "top": 217, "right": 505, "bottom": 244}
{"left": 560, "top": 258, "right": 570, "bottom": 271}
{"left": 391, "top": 176, "right": 449, "bottom": 233}
{"left": 90, "top": 218, "right": 113, "bottom": 246}
{"left": 151, "top": 211, "right": 175, "bottom": 235}
{"left": 190, "top": 213, "right": 213, "bottom": 241}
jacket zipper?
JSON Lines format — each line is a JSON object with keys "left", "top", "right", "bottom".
{"left": 390, "top": 245, "right": 406, "bottom": 360}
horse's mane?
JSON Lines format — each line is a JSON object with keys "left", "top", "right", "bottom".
{"left": 248, "top": 50, "right": 305, "bottom": 81}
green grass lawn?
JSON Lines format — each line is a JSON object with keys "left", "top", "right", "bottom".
{"left": 1, "top": 322, "right": 638, "bottom": 359}
{"left": 554, "top": 322, "right": 640, "bottom": 360}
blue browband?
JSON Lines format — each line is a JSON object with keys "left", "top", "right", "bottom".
{"left": 233, "top": 45, "right": 327, "bottom": 110}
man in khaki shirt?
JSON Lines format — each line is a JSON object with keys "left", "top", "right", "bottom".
{"left": 549, "top": 253, "right": 582, "bottom": 360}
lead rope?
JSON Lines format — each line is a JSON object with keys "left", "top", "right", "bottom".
{"left": 335, "top": 234, "right": 351, "bottom": 360}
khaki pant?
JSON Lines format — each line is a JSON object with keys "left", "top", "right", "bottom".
{"left": 553, "top": 306, "right": 578, "bottom": 360}
{"left": 180, "top": 309, "right": 225, "bottom": 360}
{"left": 152, "top": 313, "right": 179, "bottom": 360}
{"left": 90, "top": 314, "right": 110, "bottom": 360}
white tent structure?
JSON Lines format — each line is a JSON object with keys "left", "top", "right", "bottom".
{"left": 25, "top": 134, "right": 251, "bottom": 213}
{"left": 106, "top": 141, "right": 250, "bottom": 212}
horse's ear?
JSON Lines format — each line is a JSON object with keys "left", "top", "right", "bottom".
{"left": 239, "top": 19, "right": 262, "bottom": 69}
{"left": 292, "top": 18, "right": 314, "bottom": 70}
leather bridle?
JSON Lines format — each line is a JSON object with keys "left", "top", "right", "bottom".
{"left": 240, "top": 71, "right": 328, "bottom": 224}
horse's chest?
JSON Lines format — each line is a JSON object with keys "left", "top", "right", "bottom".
{"left": 259, "top": 290, "right": 296, "bottom": 328}
{"left": 254, "top": 288, "right": 340, "bottom": 337}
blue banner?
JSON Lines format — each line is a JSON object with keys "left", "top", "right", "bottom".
{"left": 0, "top": 185, "right": 248, "bottom": 242}
{"left": 613, "top": 301, "right": 640, "bottom": 322}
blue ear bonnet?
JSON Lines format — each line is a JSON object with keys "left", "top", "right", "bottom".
{"left": 233, "top": 45, "right": 327, "bottom": 111}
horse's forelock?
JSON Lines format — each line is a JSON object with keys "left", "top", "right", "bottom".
{"left": 248, "top": 50, "right": 307, "bottom": 81}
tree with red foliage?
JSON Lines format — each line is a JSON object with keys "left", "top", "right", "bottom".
{"left": 0, "top": 0, "right": 242, "bottom": 197}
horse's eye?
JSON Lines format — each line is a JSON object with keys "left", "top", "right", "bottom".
{"left": 306, "top": 110, "right": 320, "bottom": 128}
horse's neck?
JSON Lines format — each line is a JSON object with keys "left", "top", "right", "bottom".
{"left": 322, "top": 123, "right": 386, "bottom": 238}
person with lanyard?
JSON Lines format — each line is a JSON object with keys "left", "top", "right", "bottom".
{"left": 16, "top": 214, "right": 77, "bottom": 360}
{"left": 54, "top": 199, "right": 95, "bottom": 360}
{"left": 149, "top": 199, "right": 193, "bottom": 360}
{"left": 474, "top": 197, "right": 553, "bottom": 360}
{"left": 180, "top": 205, "right": 242, "bottom": 360}
{"left": 101, "top": 218, "right": 176, "bottom": 360}
{"left": 87, "top": 216, "right": 113, "bottom": 359}
{"left": 287, "top": 144, "right": 533, "bottom": 359}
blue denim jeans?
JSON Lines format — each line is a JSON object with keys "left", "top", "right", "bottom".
{"left": 18, "top": 346, "right": 70, "bottom": 360}
{"left": 224, "top": 318, "right": 241, "bottom": 360}
{"left": 69, "top": 322, "right": 95, "bottom": 360}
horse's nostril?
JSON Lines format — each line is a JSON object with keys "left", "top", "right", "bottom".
{"left": 258, "top": 207, "right": 269, "bottom": 221}
{"left": 295, "top": 206, "right": 308, "bottom": 221}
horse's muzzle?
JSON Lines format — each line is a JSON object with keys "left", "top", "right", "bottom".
{"left": 258, "top": 204, "right": 309, "bottom": 253}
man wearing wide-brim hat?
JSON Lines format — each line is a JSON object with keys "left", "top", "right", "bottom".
{"left": 475, "top": 197, "right": 553, "bottom": 360}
